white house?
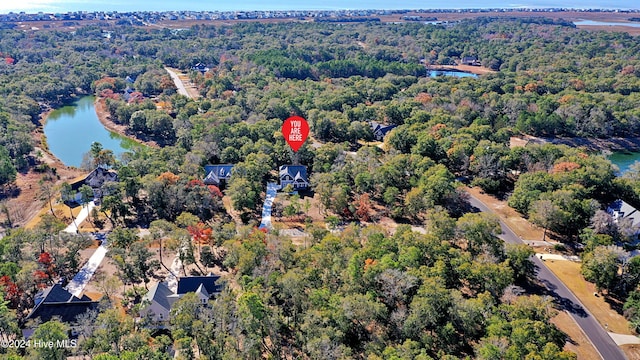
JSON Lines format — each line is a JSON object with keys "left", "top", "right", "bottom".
{"left": 140, "top": 275, "right": 222, "bottom": 325}
{"left": 140, "top": 282, "right": 174, "bottom": 323}
{"left": 279, "top": 165, "right": 309, "bottom": 190}
{"left": 607, "top": 199, "right": 640, "bottom": 238}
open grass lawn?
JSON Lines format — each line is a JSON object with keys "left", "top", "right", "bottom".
{"left": 24, "top": 202, "right": 84, "bottom": 229}
{"left": 622, "top": 344, "right": 640, "bottom": 360}
{"left": 545, "top": 259, "right": 633, "bottom": 335}
{"left": 551, "top": 310, "right": 600, "bottom": 360}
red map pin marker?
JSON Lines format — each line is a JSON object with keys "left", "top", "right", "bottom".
{"left": 282, "top": 116, "right": 309, "bottom": 152}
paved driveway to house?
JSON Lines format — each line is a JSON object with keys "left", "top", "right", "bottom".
{"left": 63, "top": 201, "right": 95, "bottom": 233}
{"left": 467, "top": 194, "right": 625, "bottom": 360}
{"left": 65, "top": 243, "right": 107, "bottom": 297}
{"left": 258, "top": 182, "right": 279, "bottom": 231}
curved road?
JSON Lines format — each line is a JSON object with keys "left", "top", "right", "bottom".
{"left": 467, "top": 195, "right": 626, "bottom": 360}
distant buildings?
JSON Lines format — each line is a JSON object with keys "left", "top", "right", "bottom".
{"left": 461, "top": 56, "right": 481, "bottom": 66}
{"left": 1, "top": 8, "right": 638, "bottom": 26}
{"left": 191, "top": 62, "right": 209, "bottom": 73}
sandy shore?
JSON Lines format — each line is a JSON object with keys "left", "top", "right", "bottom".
{"left": 428, "top": 64, "right": 496, "bottom": 75}
{"left": 511, "top": 135, "right": 640, "bottom": 152}
{"left": 0, "top": 112, "right": 85, "bottom": 230}
{"left": 94, "top": 98, "right": 159, "bottom": 148}
{"left": 546, "top": 137, "right": 640, "bottom": 152}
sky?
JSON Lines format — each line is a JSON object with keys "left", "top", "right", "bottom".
{"left": 0, "top": 0, "right": 637, "bottom": 13}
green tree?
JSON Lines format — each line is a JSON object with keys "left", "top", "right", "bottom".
{"left": 581, "top": 245, "right": 620, "bottom": 293}
{"left": 456, "top": 213, "right": 503, "bottom": 259}
{"left": 0, "top": 292, "right": 18, "bottom": 342}
{"left": 227, "top": 177, "right": 258, "bottom": 214}
{"left": 0, "top": 145, "right": 16, "bottom": 187}
{"left": 27, "top": 320, "right": 69, "bottom": 360}
{"left": 505, "top": 244, "right": 535, "bottom": 283}
{"left": 528, "top": 199, "right": 560, "bottom": 242}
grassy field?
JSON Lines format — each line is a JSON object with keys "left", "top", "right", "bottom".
{"left": 550, "top": 310, "right": 600, "bottom": 359}
{"left": 545, "top": 260, "right": 632, "bottom": 335}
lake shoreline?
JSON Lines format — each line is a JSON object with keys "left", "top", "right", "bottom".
{"left": 546, "top": 137, "right": 640, "bottom": 152}
{"left": 94, "top": 98, "right": 159, "bottom": 148}
{"left": 512, "top": 135, "right": 640, "bottom": 152}
{"left": 428, "top": 64, "right": 495, "bottom": 75}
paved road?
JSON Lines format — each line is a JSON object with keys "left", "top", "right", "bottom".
{"left": 164, "top": 67, "right": 192, "bottom": 99}
{"left": 468, "top": 195, "right": 626, "bottom": 360}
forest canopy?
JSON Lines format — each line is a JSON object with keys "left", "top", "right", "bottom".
{"left": 0, "top": 16, "right": 639, "bottom": 359}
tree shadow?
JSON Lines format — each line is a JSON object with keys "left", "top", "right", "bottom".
{"left": 0, "top": 185, "right": 21, "bottom": 200}
{"left": 524, "top": 267, "right": 588, "bottom": 318}
{"left": 604, "top": 295, "right": 626, "bottom": 316}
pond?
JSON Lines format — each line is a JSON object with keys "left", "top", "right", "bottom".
{"left": 574, "top": 20, "right": 640, "bottom": 28}
{"left": 609, "top": 151, "right": 640, "bottom": 175}
{"left": 44, "top": 96, "right": 139, "bottom": 167}
{"left": 429, "top": 70, "right": 478, "bottom": 78}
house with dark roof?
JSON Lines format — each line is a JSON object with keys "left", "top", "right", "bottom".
{"left": 140, "top": 275, "right": 222, "bottom": 325}
{"left": 26, "top": 283, "right": 99, "bottom": 324}
{"left": 204, "top": 165, "right": 234, "bottom": 187}
{"left": 279, "top": 165, "right": 309, "bottom": 190}
{"left": 191, "top": 62, "right": 209, "bottom": 73}
{"left": 177, "top": 275, "right": 221, "bottom": 300}
{"left": 461, "top": 56, "right": 481, "bottom": 66}
{"left": 67, "top": 167, "right": 118, "bottom": 204}
{"left": 370, "top": 122, "right": 397, "bottom": 141}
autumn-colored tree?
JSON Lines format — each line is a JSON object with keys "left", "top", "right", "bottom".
{"left": 0, "top": 275, "right": 22, "bottom": 308}
{"left": 355, "top": 193, "right": 372, "bottom": 222}
{"left": 551, "top": 161, "right": 580, "bottom": 174}
{"left": 188, "top": 222, "right": 213, "bottom": 246}
{"left": 37, "top": 251, "right": 56, "bottom": 280}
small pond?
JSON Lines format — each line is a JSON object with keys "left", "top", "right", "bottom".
{"left": 574, "top": 20, "right": 640, "bottom": 28}
{"left": 609, "top": 151, "right": 640, "bottom": 175}
{"left": 44, "top": 96, "right": 139, "bottom": 167}
{"left": 429, "top": 70, "right": 478, "bottom": 78}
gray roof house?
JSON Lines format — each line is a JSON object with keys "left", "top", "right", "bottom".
{"left": 140, "top": 282, "right": 175, "bottom": 323}
{"left": 461, "top": 56, "right": 481, "bottom": 66}
{"left": 140, "top": 275, "right": 222, "bottom": 324}
{"left": 204, "top": 165, "right": 234, "bottom": 187}
{"left": 279, "top": 165, "right": 309, "bottom": 190}
{"left": 608, "top": 200, "right": 640, "bottom": 236}
{"left": 68, "top": 167, "right": 118, "bottom": 203}
{"left": 370, "top": 122, "right": 397, "bottom": 141}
